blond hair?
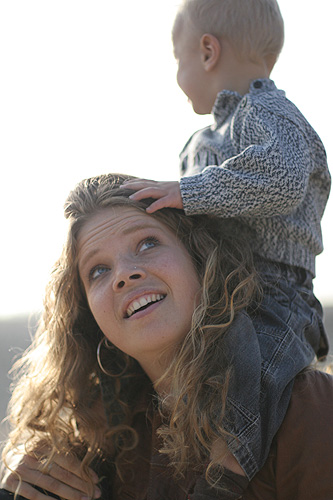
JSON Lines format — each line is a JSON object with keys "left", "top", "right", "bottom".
{"left": 2, "top": 174, "right": 258, "bottom": 491}
{"left": 173, "top": 0, "right": 284, "bottom": 64}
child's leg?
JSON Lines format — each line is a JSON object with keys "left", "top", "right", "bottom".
{"left": 219, "top": 261, "right": 328, "bottom": 481}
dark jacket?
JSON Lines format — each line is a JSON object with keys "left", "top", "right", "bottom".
{"left": 109, "top": 370, "right": 333, "bottom": 499}
{"left": 1, "top": 370, "right": 332, "bottom": 500}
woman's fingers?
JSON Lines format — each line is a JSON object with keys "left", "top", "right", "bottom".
{"left": 3, "top": 458, "right": 56, "bottom": 500}
{"left": 2, "top": 454, "right": 101, "bottom": 500}
{"left": 41, "top": 463, "right": 99, "bottom": 497}
{"left": 3, "top": 478, "right": 57, "bottom": 500}
{"left": 51, "top": 453, "right": 99, "bottom": 484}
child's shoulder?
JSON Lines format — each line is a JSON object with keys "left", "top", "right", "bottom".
{"left": 244, "top": 79, "right": 313, "bottom": 134}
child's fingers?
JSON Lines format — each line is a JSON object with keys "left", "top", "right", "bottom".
{"left": 122, "top": 178, "right": 151, "bottom": 184}
{"left": 129, "top": 187, "right": 164, "bottom": 201}
{"left": 121, "top": 179, "right": 156, "bottom": 190}
{"left": 124, "top": 181, "right": 183, "bottom": 211}
{"left": 145, "top": 194, "right": 184, "bottom": 213}
{"left": 145, "top": 198, "right": 171, "bottom": 213}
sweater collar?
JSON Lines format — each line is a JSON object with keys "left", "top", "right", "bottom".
{"left": 212, "top": 90, "right": 242, "bottom": 126}
{"left": 212, "top": 78, "right": 277, "bottom": 126}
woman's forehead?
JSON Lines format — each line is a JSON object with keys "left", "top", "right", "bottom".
{"left": 77, "top": 206, "right": 174, "bottom": 264}
{"left": 81, "top": 206, "right": 167, "bottom": 238}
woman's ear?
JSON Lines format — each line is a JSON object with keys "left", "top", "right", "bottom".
{"left": 200, "top": 33, "right": 221, "bottom": 71}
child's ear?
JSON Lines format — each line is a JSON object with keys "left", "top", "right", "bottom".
{"left": 200, "top": 34, "right": 221, "bottom": 71}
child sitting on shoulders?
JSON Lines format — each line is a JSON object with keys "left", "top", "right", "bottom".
{"left": 123, "top": 0, "right": 331, "bottom": 496}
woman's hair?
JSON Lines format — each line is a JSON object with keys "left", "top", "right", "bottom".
{"left": 2, "top": 173, "right": 258, "bottom": 489}
{"left": 173, "top": 0, "right": 284, "bottom": 65}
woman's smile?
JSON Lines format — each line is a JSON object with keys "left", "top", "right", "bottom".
{"left": 125, "top": 292, "right": 166, "bottom": 318}
{"left": 78, "top": 206, "right": 201, "bottom": 379}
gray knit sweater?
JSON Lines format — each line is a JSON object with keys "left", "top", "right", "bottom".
{"left": 179, "top": 79, "right": 331, "bottom": 276}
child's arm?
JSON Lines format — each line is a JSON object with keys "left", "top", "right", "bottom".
{"left": 123, "top": 101, "right": 328, "bottom": 217}
{"left": 177, "top": 103, "right": 328, "bottom": 218}
{"left": 121, "top": 179, "right": 183, "bottom": 213}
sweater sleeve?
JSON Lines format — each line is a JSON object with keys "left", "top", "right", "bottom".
{"left": 180, "top": 103, "right": 314, "bottom": 218}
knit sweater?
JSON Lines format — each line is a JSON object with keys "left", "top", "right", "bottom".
{"left": 179, "top": 79, "right": 331, "bottom": 276}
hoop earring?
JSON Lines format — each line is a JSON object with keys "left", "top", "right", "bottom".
{"left": 97, "top": 337, "right": 114, "bottom": 375}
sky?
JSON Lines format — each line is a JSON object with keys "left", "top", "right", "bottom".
{"left": 0, "top": 0, "right": 332, "bottom": 317}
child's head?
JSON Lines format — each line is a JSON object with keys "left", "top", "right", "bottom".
{"left": 173, "top": 0, "right": 284, "bottom": 65}
{"left": 172, "top": 0, "right": 284, "bottom": 113}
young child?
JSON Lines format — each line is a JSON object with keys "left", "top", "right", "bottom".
{"left": 123, "top": 0, "right": 331, "bottom": 495}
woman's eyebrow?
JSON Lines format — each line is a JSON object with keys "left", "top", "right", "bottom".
{"left": 121, "top": 222, "right": 160, "bottom": 236}
{"left": 78, "top": 223, "right": 161, "bottom": 273}
{"left": 78, "top": 248, "right": 99, "bottom": 276}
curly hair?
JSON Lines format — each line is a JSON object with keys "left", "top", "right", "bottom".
{"left": 2, "top": 173, "right": 258, "bottom": 491}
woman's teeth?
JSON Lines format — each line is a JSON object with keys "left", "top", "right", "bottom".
{"left": 126, "top": 294, "right": 165, "bottom": 318}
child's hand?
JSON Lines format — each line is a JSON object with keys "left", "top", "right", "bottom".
{"left": 121, "top": 179, "right": 183, "bottom": 213}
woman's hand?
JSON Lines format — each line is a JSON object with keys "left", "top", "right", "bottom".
{"left": 1, "top": 451, "right": 101, "bottom": 500}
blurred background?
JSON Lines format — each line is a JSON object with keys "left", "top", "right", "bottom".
{"left": 0, "top": 0, "right": 332, "bottom": 439}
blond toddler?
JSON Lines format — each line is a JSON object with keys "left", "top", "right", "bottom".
{"left": 123, "top": 0, "right": 331, "bottom": 497}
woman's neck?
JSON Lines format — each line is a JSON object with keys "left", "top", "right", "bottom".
{"left": 139, "top": 354, "right": 173, "bottom": 395}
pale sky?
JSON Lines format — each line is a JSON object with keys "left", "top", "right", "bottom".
{"left": 0, "top": 0, "right": 332, "bottom": 317}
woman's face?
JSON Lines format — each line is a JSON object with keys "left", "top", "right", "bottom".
{"left": 78, "top": 206, "right": 201, "bottom": 380}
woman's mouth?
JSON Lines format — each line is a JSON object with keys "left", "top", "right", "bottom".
{"left": 125, "top": 293, "right": 166, "bottom": 318}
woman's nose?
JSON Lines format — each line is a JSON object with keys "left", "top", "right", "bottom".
{"left": 112, "top": 263, "right": 145, "bottom": 291}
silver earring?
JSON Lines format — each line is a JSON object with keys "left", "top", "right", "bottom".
{"left": 96, "top": 337, "right": 128, "bottom": 377}
{"left": 97, "top": 337, "right": 114, "bottom": 375}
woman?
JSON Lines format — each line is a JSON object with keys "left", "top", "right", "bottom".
{"left": 1, "top": 173, "right": 333, "bottom": 500}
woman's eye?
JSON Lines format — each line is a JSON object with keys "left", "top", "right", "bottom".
{"left": 89, "top": 266, "right": 109, "bottom": 281}
{"left": 139, "top": 237, "right": 159, "bottom": 252}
